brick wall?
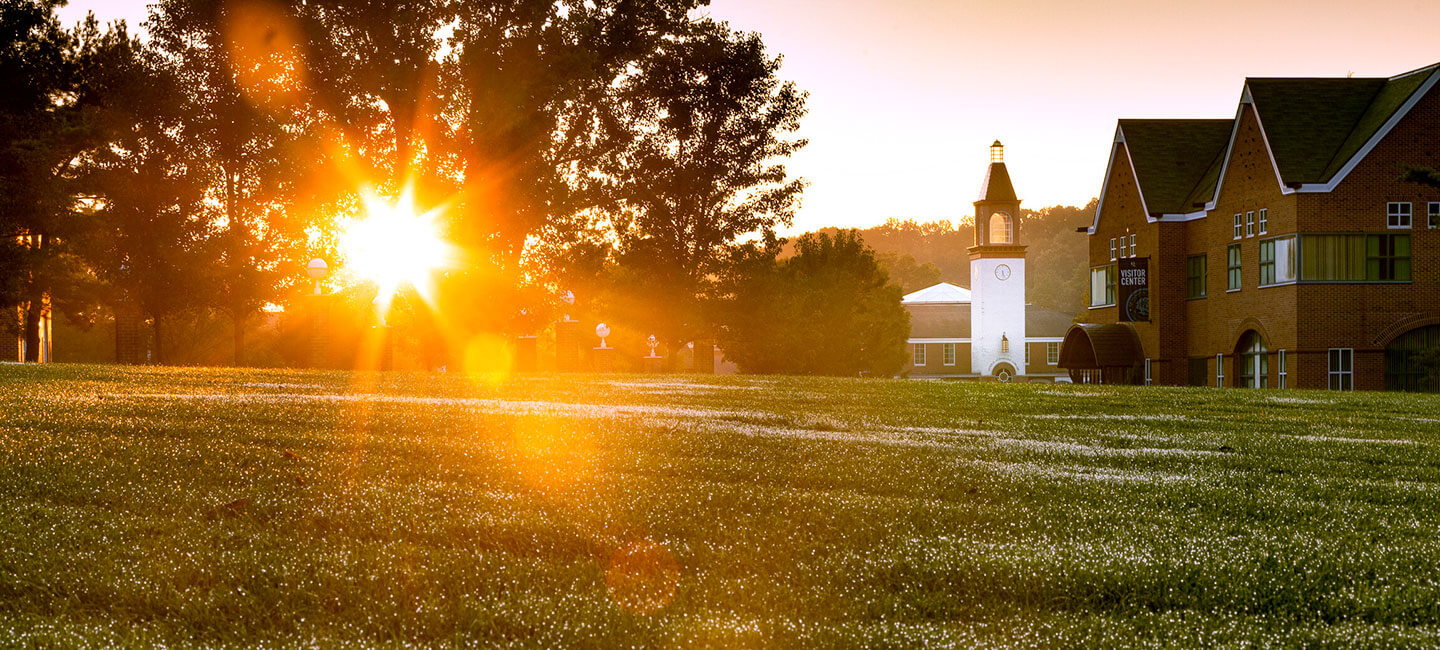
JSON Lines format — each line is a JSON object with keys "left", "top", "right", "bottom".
{"left": 1080, "top": 83, "right": 1440, "bottom": 391}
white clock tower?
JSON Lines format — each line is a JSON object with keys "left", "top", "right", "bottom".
{"left": 970, "top": 141, "right": 1027, "bottom": 381}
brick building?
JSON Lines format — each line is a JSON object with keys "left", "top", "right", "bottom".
{"left": 1061, "top": 62, "right": 1440, "bottom": 391}
{"left": 903, "top": 142, "right": 1073, "bottom": 382}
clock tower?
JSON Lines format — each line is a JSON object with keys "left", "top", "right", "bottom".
{"left": 970, "top": 141, "right": 1027, "bottom": 380}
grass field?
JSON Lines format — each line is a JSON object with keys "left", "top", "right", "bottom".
{"left": 3, "top": 364, "right": 1440, "bottom": 647}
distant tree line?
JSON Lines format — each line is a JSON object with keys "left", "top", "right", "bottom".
{"left": 806, "top": 200, "right": 1097, "bottom": 316}
{"left": 1, "top": 0, "right": 915, "bottom": 375}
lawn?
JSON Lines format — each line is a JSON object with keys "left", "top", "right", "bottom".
{"left": 2, "top": 364, "right": 1440, "bottom": 647}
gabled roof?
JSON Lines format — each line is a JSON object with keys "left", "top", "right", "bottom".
{"left": 902, "top": 282, "right": 972, "bottom": 304}
{"left": 1118, "top": 119, "right": 1232, "bottom": 215}
{"left": 1245, "top": 77, "right": 1388, "bottom": 184}
{"left": 1089, "top": 61, "right": 1440, "bottom": 234}
{"left": 978, "top": 162, "right": 1017, "bottom": 202}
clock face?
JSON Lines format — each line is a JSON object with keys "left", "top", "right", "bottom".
{"left": 994, "top": 264, "right": 1012, "bottom": 281}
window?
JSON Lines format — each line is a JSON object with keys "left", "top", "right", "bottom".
{"left": 990, "top": 213, "right": 1013, "bottom": 243}
{"left": 1328, "top": 348, "right": 1353, "bottom": 391}
{"left": 1298, "top": 234, "right": 1409, "bottom": 282}
{"left": 942, "top": 343, "right": 956, "bottom": 366}
{"left": 1109, "top": 238, "right": 1117, "bottom": 261}
{"left": 1227, "top": 244, "right": 1242, "bottom": 291}
{"left": 1186, "top": 254, "right": 1207, "bottom": 298}
{"left": 1367, "top": 234, "right": 1411, "bottom": 281}
{"left": 1144, "top": 359, "right": 1152, "bottom": 386}
{"left": 913, "top": 343, "right": 926, "bottom": 366}
{"left": 1089, "top": 265, "right": 1116, "bottom": 307}
{"left": 1025, "top": 343, "right": 1031, "bottom": 366}
{"left": 1258, "top": 208, "right": 1268, "bottom": 234}
{"left": 1259, "top": 236, "right": 1297, "bottom": 286}
{"left": 1233, "top": 214, "right": 1243, "bottom": 239}
{"left": 1216, "top": 353, "right": 1224, "bottom": 387}
{"left": 1278, "top": 349, "right": 1287, "bottom": 389}
{"left": 1430, "top": 202, "right": 1439, "bottom": 229}
{"left": 1388, "top": 202, "right": 1412, "bottom": 229}
{"left": 1245, "top": 211, "right": 1255, "bottom": 237}
{"left": 1237, "top": 331, "right": 1268, "bottom": 389}
{"left": 1299, "top": 234, "right": 1365, "bottom": 281}
{"left": 1047, "top": 342, "right": 1060, "bottom": 365}
{"left": 1129, "top": 234, "right": 1136, "bottom": 256}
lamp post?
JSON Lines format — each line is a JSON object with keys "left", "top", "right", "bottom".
{"left": 643, "top": 334, "right": 663, "bottom": 373}
{"left": 307, "top": 258, "right": 329, "bottom": 295}
{"left": 555, "top": 289, "right": 580, "bottom": 372}
{"left": 593, "top": 322, "right": 614, "bottom": 372}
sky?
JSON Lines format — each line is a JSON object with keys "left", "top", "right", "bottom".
{"left": 56, "top": 0, "right": 1440, "bottom": 232}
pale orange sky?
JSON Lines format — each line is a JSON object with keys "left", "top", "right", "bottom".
{"left": 58, "top": 0, "right": 1440, "bottom": 232}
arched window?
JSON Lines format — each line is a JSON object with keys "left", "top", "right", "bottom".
{"left": 989, "top": 212, "right": 1013, "bottom": 244}
{"left": 1386, "top": 325, "right": 1440, "bottom": 392}
{"left": 1236, "top": 331, "right": 1268, "bottom": 388}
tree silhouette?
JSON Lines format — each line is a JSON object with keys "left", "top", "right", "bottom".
{"left": 148, "top": 0, "right": 316, "bottom": 365}
{"left": 715, "top": 230, "right": 909, "bottom": 376}
{"left": 604, "top": 18, "right": 807, "bottom": 352}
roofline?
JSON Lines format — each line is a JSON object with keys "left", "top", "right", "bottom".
{"left": 1211, "top": 67, "right": 1440, "bottom": 200}
{"left": 1093, "top": 63, "right": 1440, "bottom": 232}
{"left": 1087, "top": 126, "right": 1127, "bottom": 235}
{"left": 1295, "top": 66, "right": 1440, "bottom": 193}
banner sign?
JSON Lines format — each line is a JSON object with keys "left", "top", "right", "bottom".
{"left": 1118, "top": 257, "right": 1150, "bottom": 322}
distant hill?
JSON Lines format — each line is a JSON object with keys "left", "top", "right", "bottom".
{"left": 797, "top": 199, "right": 1096, "bottom": 316}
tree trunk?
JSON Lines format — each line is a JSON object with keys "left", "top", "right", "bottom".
{"left": 22, "top": 233, "right": 46, "bottom": 363}
{"left": 232, "top": 311, "right": 246, "bottom": 367}
{"left": 152, "top": 316, "right": 163, "bottom": 366}
{"left": 22, "top": 290, "right": 41, "bottom": 363}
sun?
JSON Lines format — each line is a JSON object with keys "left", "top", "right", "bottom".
{"left": 339, "top": 189, "right": 453, "bottom": 304}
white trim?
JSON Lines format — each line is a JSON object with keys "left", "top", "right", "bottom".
{"left": 1087, "top": 128, "right": 1125, "bottom": 235}
{"left": 1388, "top": 201, "right": 1413, "bottom": 229}
{"left": 1278, "top": 349, "right": 1288, "bottom": 389}
{"left": 1216, "top": 353, "right": 1225, "bottom": 387}
{"left": 1328, "top": 348, "right": 1354, "bottom": 391}
{"left": 907, "top": 338, "right": 972, "bottom": 344}
{"left": 1024, "top": 337, "right": 1065, "bottom": 343}
{"left": 1106, "top": 67, "right": 1440, "bottom": 232}
{"left": 1207, "top": 98, "right": 1248, "bottom": 208}
{"left": 986, "top": 359, "right": 1020, "bottom": 376}
{"left": 942, "top": 342, "right": 957, "bottom": 366}
{"left": 1304, "top": 68, "right": 1440, "bottom": 192}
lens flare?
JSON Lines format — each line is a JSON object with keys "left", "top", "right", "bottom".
{"left": 339, "top": 188, "right": 454, "bottom": 308}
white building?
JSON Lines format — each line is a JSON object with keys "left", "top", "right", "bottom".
{"left": 902, "top": 142, "right": 1072, "bottom": 381}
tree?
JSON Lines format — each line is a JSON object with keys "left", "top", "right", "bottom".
{"left": 602, "top": 18, "right": 806, "bottom": 352}
{"left": 0, "top": 3, "right": 134, "bottom": 360}
{"left": 876, "top": 252, "right": 941, "bottom": 293}
{"left": 714, "top": 230, "right": 909, "bottom": 376}
{"left": 148, "top": 0, "right": 317, "bottom": 365}
{"left": 79, "top": 36, "right": 214, "bottom": 364}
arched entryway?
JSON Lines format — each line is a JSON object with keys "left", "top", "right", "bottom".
{"left": 1386, "top": 324, "right": 1440, "bottom": 392}
{"left": 1234, "top": 330, "right": 1268, "bottom": 388}
{"left": 992, "top": 361, "right": 1017, "bottom": 383}
{"left": 1057, "top": 323, "right": 1143, "bottom": 385}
